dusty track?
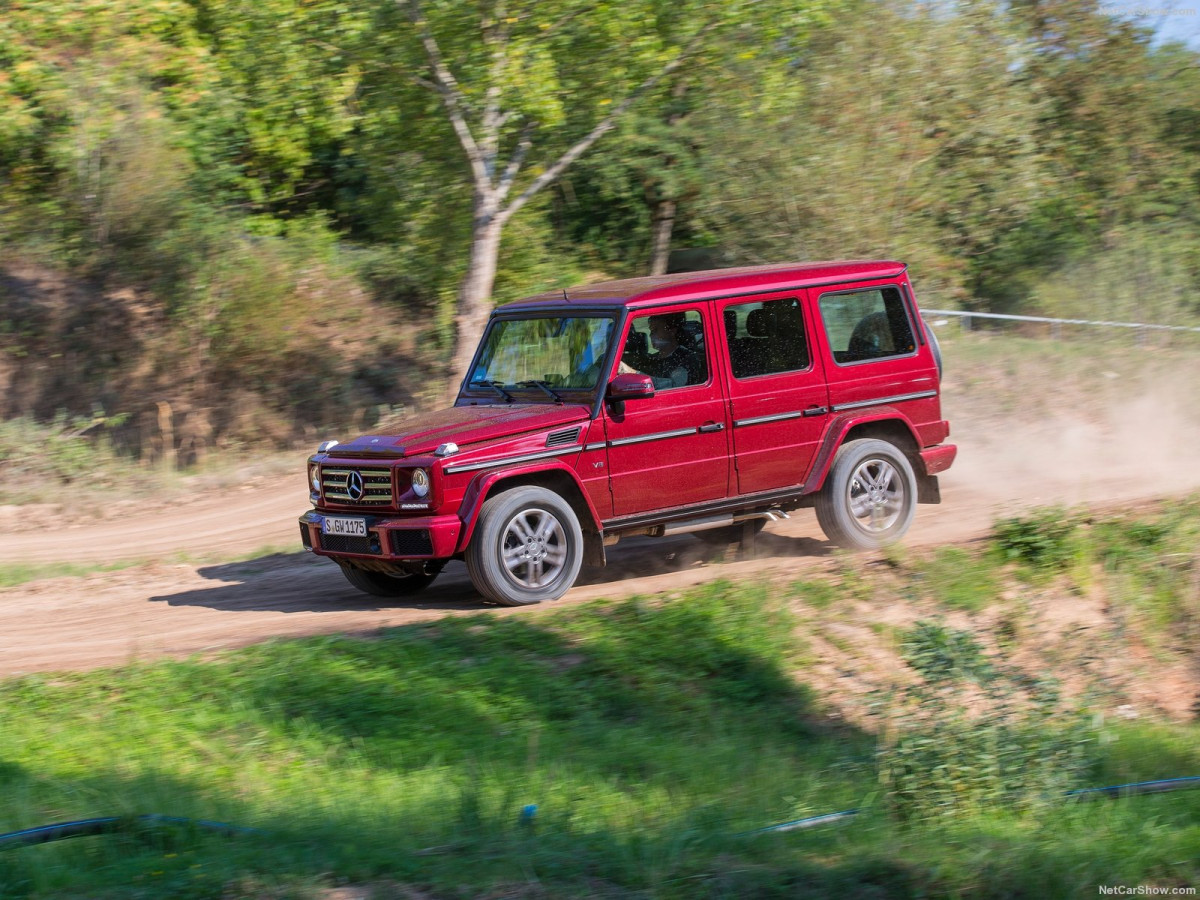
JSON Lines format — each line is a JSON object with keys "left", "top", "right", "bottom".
{"left": 2, "top": 409, "right": 1198, "bottom": 676}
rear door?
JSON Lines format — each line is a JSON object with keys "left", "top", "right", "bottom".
{"left": 604, "top": 303, "right": 731, "bottom": 517}
{"left": 715, "top": 290, "right": 830, "bottom": 494}
{"left": 813, "top": 280, "right": 940, "bottom": 425}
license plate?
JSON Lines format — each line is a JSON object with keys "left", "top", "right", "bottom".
{"left": 322, "top": 517, "right": 367, "bottom": 537}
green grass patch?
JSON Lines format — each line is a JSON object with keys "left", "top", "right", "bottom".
{"left": 985, "top": 496, "right": 1200, "bottom": 642}
{"left": 0, "top": 545, "right": 301, "bottom": 590}
{"left": 0, "top": 559, "right": 143, "bottom": 589}
{"left": 0, "top": 572, "right": 1197, "bottom": 898}
{"left": 915, "top": 545, "right": 1002, "bottom": 612}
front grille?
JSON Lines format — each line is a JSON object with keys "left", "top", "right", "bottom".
{"left": 390, "top": 529, "right": 434, "bottom": 556}
{"left": 321, "top": 466, "right": 393, "bottom": 506}
{"left": 319, "top": 533, "right": 379, "bottom": 554}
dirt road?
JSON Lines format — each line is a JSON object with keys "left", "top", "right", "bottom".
{"left": 2, "top": 404, "right": 1197, "bottom": 676}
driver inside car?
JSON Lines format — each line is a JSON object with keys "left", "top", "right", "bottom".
{"left": 619, "top": 312, "right": 704, "bottom": 389}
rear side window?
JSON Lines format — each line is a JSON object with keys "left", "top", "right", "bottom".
{"left": 723, "top": 297, "right": 810, "bottom": 379}
{"left": 820, "top": 287, "right": 915, "bottom": 364}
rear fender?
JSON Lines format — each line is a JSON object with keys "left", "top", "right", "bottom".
{"left": 455, "top": 461, "right": 607, "bottom": 565}
{"left": 802, "top": 410, "right": 923, "bottom": 496}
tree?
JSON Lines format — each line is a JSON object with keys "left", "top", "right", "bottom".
{"left": 394, "top": 0, "right": 821, "bottom": 391}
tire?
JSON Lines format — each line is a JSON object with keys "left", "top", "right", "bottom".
{"left": 692, "top": 519, "right": 767, "bottom": 546}
{"left": 340, "top": 563, "right": 441, "bottom": 598}
{"left": 466, "top": 486, "right": 584, "bottom": 606}
{"left": 815, "top": 438, "right": 917, "bottom": 550}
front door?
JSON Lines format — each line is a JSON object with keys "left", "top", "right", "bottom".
{"left": 604, "top": 304, "right": 731, "bottom": 518}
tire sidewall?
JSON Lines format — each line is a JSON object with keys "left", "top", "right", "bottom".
{"left": 468, "top": 486, "right": 584, "bottom": 605}
{"left": 819, "top": 439, "right": 917, "bottom": 550}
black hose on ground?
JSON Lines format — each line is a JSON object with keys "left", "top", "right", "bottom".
{"left": 0, "top": 814, "right": 263, "bottom": 850}
{"left": 3, "top": 776, "right": 1199, "bottom": 850}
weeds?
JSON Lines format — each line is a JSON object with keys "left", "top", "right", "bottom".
{"left": 991, "top": 507, "right": 1082, "bottom": 572}
{"left": 915, "top": 546, "right": 1001, "bottom": 612}
{"left": 877, "top": 628, "right": 1096, "bottom": 821}
{"left": 899, "top": 620, "right": 994, "bottom": 684}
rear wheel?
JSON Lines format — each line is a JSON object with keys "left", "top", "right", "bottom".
{"left": 340, "top": 563, "right": 442, "bottom": 597}
{"left": 815, "top": 438, "right": 916, "bottom": 550}
{"left": 466, "top": 486, "right": 583, "bottom": 606}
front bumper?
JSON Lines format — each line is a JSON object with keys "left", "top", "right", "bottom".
{"left": 299, "top": 510, "right": 462, "bottom": 561}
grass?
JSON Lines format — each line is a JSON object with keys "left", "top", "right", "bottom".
{"left": 1, "top": 523, "right": 1199, "bottom": 898}
{"left": 0, "top": 545, "right": 300, "bottom": 590}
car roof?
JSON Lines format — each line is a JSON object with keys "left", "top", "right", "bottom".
{"left": 496, "top": 261, "right": 907, "bottom": 313}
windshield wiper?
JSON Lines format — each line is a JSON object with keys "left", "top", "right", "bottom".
{"left": 469, "top": 380, "right": 514, "bottom": 401}
{"left": 517, "top": 380, "right": 565, "bottom": 402}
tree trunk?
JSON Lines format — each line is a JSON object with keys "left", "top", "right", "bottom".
{"left": 648, "top": 198, "right": 677, "bottom": 275}
{"left": 446, "top": 213, "right": 504, "bottom": 400}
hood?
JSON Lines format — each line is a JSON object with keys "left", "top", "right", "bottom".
{"left": 331, "top": 404, "right": 591, "bottom": 458}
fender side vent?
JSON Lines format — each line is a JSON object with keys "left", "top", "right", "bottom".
{"left": 546, "top": 427, "right": 582, "bottom": 448}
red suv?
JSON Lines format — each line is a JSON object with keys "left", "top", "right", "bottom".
{"left": 299, "top": 262, "right": 956, "bottom": 605}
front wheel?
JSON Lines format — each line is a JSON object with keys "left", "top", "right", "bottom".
{"left": 466, "top": 486, "right": 583, "bottom": 606}
{"left": 815, "top": 438, "right": 917, "bottom": 550}
{"left": 340, "top": 563, "right": 443, "bottom": 598}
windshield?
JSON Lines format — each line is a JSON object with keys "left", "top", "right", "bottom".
{"left": 468, "top": 315, "right": 616, "bottom": 396}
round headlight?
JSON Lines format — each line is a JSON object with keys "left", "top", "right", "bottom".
{"left": 411, "top": 467, "right": 430, "bottom": 498}
{"left": 309, "top": 463, "right": 321, "bottom": 494}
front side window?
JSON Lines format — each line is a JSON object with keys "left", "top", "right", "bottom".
{"left": 619, "top": 309, "right": 708, "bottom": 389}
{"left": 470, "top": 315, "right": 616, "bottom": 397}
{"left": 820, "top": 287, "right": 915, "bottom": 364}
{"left": 724, "top": 297, "right": 810, "bottom": 379}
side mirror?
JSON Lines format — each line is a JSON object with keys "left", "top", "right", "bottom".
{"left": 606, "top": 373, "right": 655, "bottom": 402}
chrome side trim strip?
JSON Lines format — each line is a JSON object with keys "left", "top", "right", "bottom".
{"left": 443, "top": 445, "right": 582, "bottom": 474}
{"left": 584, "top": 442, "right": 607, "bottom": 452}
{"left": 734, "top": 411, "right": 805, "bottom": 428}
{"left": 831, "top": 390, "right": 937, "bottom": 412}
{"left": 608, "top": 427, "right": 697, "bottom": 448}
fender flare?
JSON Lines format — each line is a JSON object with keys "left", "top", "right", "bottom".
{"left": 454, "top": 460, "right": 605, "bottom": 554}
{"left": 801, "top": 409, "right": 924, "bottom": 495}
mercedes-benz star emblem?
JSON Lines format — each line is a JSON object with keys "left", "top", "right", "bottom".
{"left": 345, "top": 470, "right": 365, "bottom": 501}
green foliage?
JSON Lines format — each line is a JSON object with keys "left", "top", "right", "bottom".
{"left": 880, "top": 626, "right": 1095, "bottom": 821}
{"left": 916, "top": 546, "right": 1001, "bottom": 612}
{"left": 1085, "top": 499, "right": 1200, "bottom": 638}
{"left": 991, "top": 507, "right": 1082, "bottom": 572}
{"left": 2, "top": 0, "right": 1200, "bottom": 444}
{"left": 791, "top": 578, "right": 840, "bottom": 610}
{"left": 899, "top": 620, "right": 994, "bottom": 684}
{"left": 0, "top": 413, "right": 136, "bottom": 501}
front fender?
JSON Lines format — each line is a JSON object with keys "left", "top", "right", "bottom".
{"left": 454, "top": 460, "right": 604, "bottom": 553}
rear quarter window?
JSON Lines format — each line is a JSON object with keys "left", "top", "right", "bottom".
{"left": 820, "top": 286, "right": 916, "bottom": 365}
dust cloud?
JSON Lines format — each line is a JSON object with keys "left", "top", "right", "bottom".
{"left": 944, "top": 373, "right": 1200, "bottom": 514}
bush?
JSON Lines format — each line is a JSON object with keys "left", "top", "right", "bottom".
{"left": 991, "top": 507, "right": 1081, "bottom": 572}
{"left": 876, "top": 621, "right": 1095, "bottom": 821}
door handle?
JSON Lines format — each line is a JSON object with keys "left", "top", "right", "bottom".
{"left": 698, "top": 422, "right": 725, "bottom": 433}
{"left": 802, "top": 406, "right": 829, "bottom": 417}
